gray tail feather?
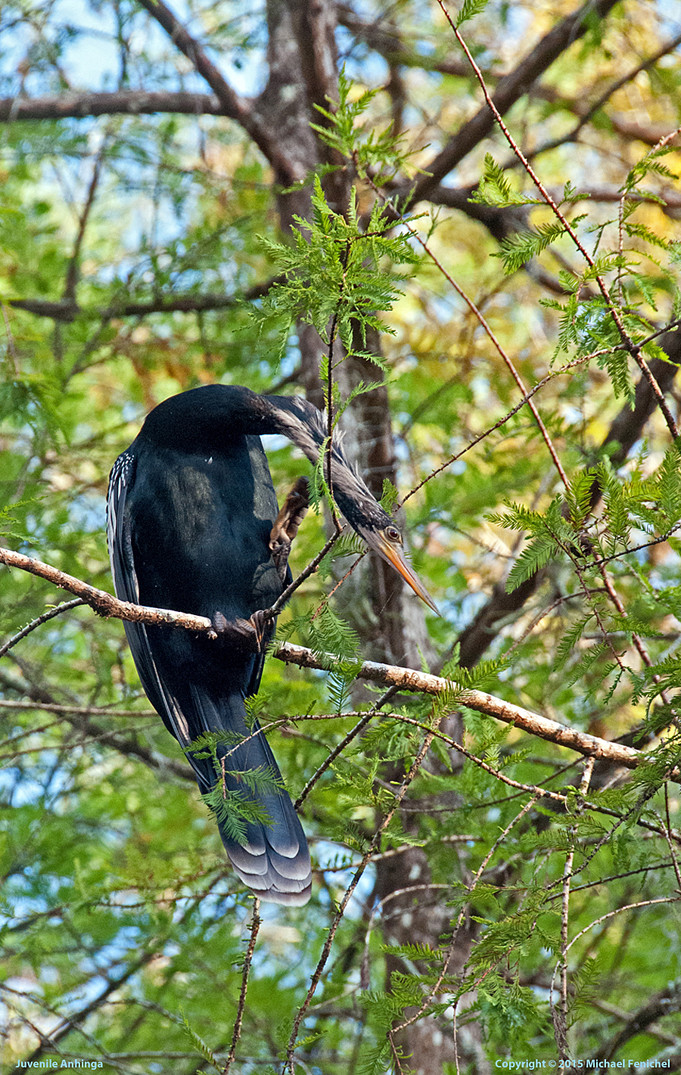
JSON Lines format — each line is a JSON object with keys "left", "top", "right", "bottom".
{"left": 189, "top": 687, "right": 312, "bottom": 906}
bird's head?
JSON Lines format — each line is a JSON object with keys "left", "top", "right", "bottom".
{"left": 262, "top": 391, "right": 439, "bottom": 614}
{"left": 356, "top": 518, "right": 439, "bottom": 615}
{"left": 331, "top": 476, "right": 438, "bottom": 615}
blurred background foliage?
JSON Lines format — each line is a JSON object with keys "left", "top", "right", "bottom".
{"left": 2, "top": 0, "right": 681, "bottom": 1071}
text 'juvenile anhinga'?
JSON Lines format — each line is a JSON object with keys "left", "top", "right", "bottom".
{"left": 107, "top": 384, "right": 436, "bottom": 905}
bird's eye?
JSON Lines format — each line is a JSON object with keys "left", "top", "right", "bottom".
{"left": 386, "top": 526, "right": 401, "bottom": 543}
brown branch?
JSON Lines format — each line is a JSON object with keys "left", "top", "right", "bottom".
{"left": 0, "top": 90, "right": 224, "bottom": 124}
{"left": 522, "top": 30, "right": 681, "bottom": 163}
{"left": 596, "top": 982, "right": 681, "bottom": 1061}
{"left": 134, "top": 0, "right": 298, "bottom": 183}
{"left": 63, "top": 140, "right": 108, "bottom": 303}
{"left": 0, "top": 599, "right": 85, "bottom": 658}
{"left": 399, "top": 0, "right": 621, "bottom": 208}
{"left": 274, "top": 642, "right": 650, "bottom": 770}
{"left": 0, "top": 545, "right": 654, "bottom": 771}
{"left": 223, "top": 899, "right": 261, "bottom": 1075}
{"left": 10, "top": 278, "right": 279, "bottom": 323}
{"left": 0, "top": 545, "right": 214, "bottom": 632}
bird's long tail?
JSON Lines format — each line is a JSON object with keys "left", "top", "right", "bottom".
{"left": 187, "top": 687, "right": 312, "bottom": 906}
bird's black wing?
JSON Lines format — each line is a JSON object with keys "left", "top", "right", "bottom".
{"left": 107, "top": 449, "right": 195, "bottom": 748}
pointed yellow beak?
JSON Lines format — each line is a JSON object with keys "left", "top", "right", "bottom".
{"left": 366, "top": 531, "right": 440, "bottom": 615}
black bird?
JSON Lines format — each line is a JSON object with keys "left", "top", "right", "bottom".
{"left": 107, "top": 384, "right": 436, "bottom": 905}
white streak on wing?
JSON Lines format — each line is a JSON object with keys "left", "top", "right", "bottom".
{"left": 152, "top": 659, "right": 191, "bottom": 743}
{"left": 107, "top": 450, "right": 191, "bottom": 746}
{"left": 107, "top": 451, "right": 138, "bottom": 601}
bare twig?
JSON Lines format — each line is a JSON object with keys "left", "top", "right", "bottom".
{"left": 401, "top": 353, "right": 599, "bottom": 507}
{"left": 0, "top": 599, "right": 85, "bottom": 658}
{"left": 223, "top": 898, "right": 261, "bottom": 1075}
{"left": 523, "top": 31, "right": 681, "bottom": 164}
{"left": 553, "top": 758, "right": 594, "bottom": 1061}
{"left": 391, "top": 794, "right": 540, "bottom": 1042}
{"left": 0, "top": 699, "right": 154, "bottom": 717}
{"left": 267, "top": 528, "right": 345, "bottom": 618}
{"left": 365, "top": 172, "right": 573, "bottom": 491}
{"left": 285, "top": 720, "right": 441, "bottom": 1072}
{"left": 1, "top": 303, "right": 19, "bottom": 374}
{"left": 404, "top": 228, "right": 570, "bottom": 484}
{"left": 63, "top": 140, "right": 108, "bottom": 303}
{"left": 566, "top": 896, "right": 681, "bottom": 957}
{"left": 295, "top": 687, "right": 398, "bottom": 808}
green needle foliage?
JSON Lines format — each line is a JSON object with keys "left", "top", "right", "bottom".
{"left": 2, "top": 1, "right": 681, "bottom": 1072}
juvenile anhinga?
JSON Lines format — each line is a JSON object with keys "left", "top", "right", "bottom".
{"left": 107, "top": 384, "right": 436, "bottom": 905}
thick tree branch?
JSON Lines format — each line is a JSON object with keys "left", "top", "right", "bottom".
{"left": 274, "top": 642, "right": 645, "bottom": 769}
{"left": 0, "top": 545, "right": 656, "bottom": 771}
{"left": 134, "top": 0, "right": 299, "bottom": 182}
{"left": 0, "top": 90, "right": 224, "bottom": 123}
{"left": 398, "top": 0, "right": 620, "bottom": 207}
{"left": 0, "top": 546, "right": 213, "bottom": 632}
{"left": 9, "top": 278, "right": 278, "bottom": 323}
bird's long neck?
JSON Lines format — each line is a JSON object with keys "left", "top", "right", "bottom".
{"left": 261, "top": 393, "right": 383, "bottom": 524}
{"left": 261, "top": 394, "right": 327, "bottom": 463}
{"left": 137, "top": 384, "right": 383, "bottom": 526}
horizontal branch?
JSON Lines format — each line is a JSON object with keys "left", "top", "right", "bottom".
{"left": 0, "top": 90, "right": 225, "bottom": 124}
{"left": 274, "top": 642, "right": 644, "bottom": 770}
{"left": 0, "top": 545, "right": 665, "bottom": 773}
{"left": 9, "top": 277, "right": 278, "bottom": 323}
{"left": 0, "top": 546, "right": 213, "bottom": 632}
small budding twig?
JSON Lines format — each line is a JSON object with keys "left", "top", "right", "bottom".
{"left": 0, "top": 598, "right": 85, "bottom": 658}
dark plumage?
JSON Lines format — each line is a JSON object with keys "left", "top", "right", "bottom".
{"left": 107, "top": 384, "right": 436, "bottom": 905}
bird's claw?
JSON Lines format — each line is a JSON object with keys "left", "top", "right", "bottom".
{"left": 270, "top": 476, "right": 310, "bottom": 583}
{"left": 211, "top": 609, "right": 269, "bottom": 653}
{"left": 249, "top": 609, "right": 268, "bottom": 651}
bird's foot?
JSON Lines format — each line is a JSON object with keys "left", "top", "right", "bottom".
{"left": 269, "top": 476, "right": 310, "bottom": 583}
{"left": 210, "top": 609, "right": 269, "bottom": 653}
